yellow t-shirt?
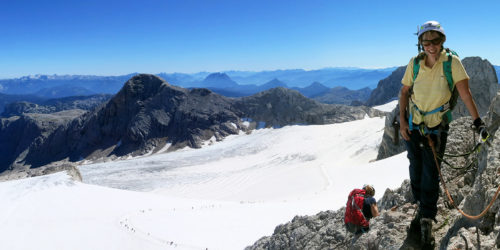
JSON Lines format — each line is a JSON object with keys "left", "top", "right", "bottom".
{"left": 401, "top": 49, "right": 469, "bottom": 127}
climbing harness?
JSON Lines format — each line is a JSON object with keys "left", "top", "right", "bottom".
{"left": 408, "top": 48, "right": 458, "bottom": 131}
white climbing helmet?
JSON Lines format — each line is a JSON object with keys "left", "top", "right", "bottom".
{"left": 417, "top": 20, "right": 445, "bottom": 38}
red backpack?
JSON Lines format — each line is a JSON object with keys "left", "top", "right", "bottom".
{"left": 344, "top": 189, "right": 369, "bottom": 228}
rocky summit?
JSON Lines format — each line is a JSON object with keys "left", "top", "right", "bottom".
{"left": 247, "top": 92, "right": 500, "bottom": 249}
{"left": 0, "top": 74, "right": 381, "bottom": 176}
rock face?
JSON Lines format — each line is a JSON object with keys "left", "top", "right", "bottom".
{"left": 377, "top": 57, "right": 499, "bottom": 160}
{"left": 365, "top": 66, "right": 406, "bottom": 107}
{"left": 0, "top": 110, "right": 86, "bottom": 173}
{"left": 247, "top": 93, "right": 500, "bottom": 249}
{"left": 453, "top": 57, "right": 499, "bottom": 118}
{"left": 1, "top": 74, "right": 382, "bottom": 173}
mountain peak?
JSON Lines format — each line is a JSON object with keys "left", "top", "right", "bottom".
{"left": 202, "top": 72, "right": 238, "bottom": 88}
{"left": 129, "top": 73, "right": 165, "bottom": 83}
{"left": 262, "top": 78, "right": 287, "bottom": 88}
{"left": 306, "top": 82, "right": 328, "bottom": 89}
{"left": 205, "top": 72, "right": 231, "bottom": 81}
{"left": 293, "top": 81, "right": 330, "bottom": 98}
{"left": 118, "top": 74, "right": 168, "bottom": 101}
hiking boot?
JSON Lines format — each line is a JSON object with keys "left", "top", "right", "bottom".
{"left": 406, "top": 209, "right": 421, "bottom": 242}
{"left": 420, "top": 218, "right": 435, "bottom": 249}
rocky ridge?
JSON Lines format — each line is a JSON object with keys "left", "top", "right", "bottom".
{"left": 247, "top": 92, "right": 500, "bottom": 249}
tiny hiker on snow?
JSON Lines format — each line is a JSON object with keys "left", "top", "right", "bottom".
{"left": 344, "top": 184, "right": 380, "bottom": 235}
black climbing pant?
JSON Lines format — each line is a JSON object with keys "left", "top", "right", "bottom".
{"left": 405, "top": 127, "right": 448, "bottom": 220}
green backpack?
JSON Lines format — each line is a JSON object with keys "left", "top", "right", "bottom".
{"left": 409, "top": 48, "right": 459, "bottom": 130}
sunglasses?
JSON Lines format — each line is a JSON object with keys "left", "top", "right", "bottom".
{"left": 421, "top": 37, "right": 443, "bottom": 46}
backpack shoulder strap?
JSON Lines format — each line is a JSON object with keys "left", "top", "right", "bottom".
{"left": 348, "top": 189, "right": 365, "bottom": 210}
{"left": 441, "top": 48, "right": 459, "bottom": 124}
{"left": 412, "top": 52, "right": 425, "bottom": 83}
{"left": 442, "top": 48, "right": 457, "bottom": 91}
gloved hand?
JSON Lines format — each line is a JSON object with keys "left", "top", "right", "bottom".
{"left": 473, "top": 118, "right": 490, "bottom": 141}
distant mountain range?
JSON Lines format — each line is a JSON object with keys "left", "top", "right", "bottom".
{"left": 0, "top": 74, "right": 136, "bottom": 97}
{"left": 221, "top": 68, "right": 398, "bottom": 88}
{"left": 0, "top": 68, "right": 392, "bottom": 111}
{"left": 0, "top": 65, "right": 496, "bottom": 114}
{"left": 191, "top": 73, "right": 373, "bottom": 105}
{"left": 0, "top": 67, "right": 396, "bottom": 96}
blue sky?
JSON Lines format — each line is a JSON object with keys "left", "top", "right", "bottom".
{"left": 1, "top": 0, "right": 499, "bottom": 78}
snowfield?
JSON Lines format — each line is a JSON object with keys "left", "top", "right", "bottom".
{"left": 0, "top": 105, "right": 410, "bottom": 250}
{"left": 373, "top": 99, "right": 398, "bottom": 112}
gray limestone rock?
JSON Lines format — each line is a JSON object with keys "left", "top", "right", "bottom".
{"left": 0, "top": 110, "right": 86, "bottom": 173}
{"left": 453, "top": 57, "right": 499, "bottom": 118}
